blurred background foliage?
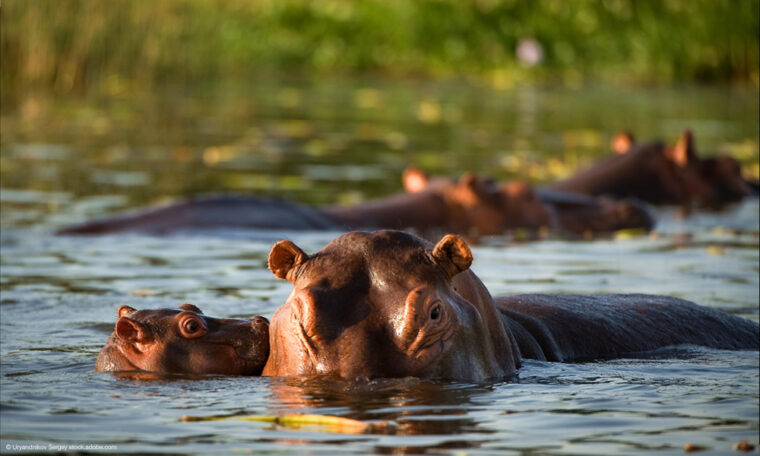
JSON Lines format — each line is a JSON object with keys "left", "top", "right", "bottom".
{"left": 2, "top": 0, "right": 759, "bottom": 97}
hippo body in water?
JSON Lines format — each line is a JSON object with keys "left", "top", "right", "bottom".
{"left": 263, "top": 230, "right": 759, "bottom": 381}
{"left": 552, "top": 130, "right": 754, "bottom": 208}
{"left": 496, "top": 294, "right": 758, "bottom": 362}
{"left": 57, "top": 171, "right": 651, "bottom": 237}
{"left": 95, "top": 303, "right": 270, "bottom": 375}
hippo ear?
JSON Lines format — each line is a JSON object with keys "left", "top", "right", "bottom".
{"left": 268, "top": 240, "right": 308, "bottom": 282}
{"left": 611, "top": 131, "right": 635, "bottom": 154}
{"left": 432, "top": 234, "right": 473, "bottom": 278}
{"left": 118, "top": 305, "right": 136, "bottom": 318}
{"left": 178, "top": 303, "right": 203, "bottom": 314}
{"left": 115, "top": 317, "right": 148, "bottom": 342}
{"left": 403, "top": 166, "right": 429, "bottom": 193}
{"left": 667, "top": 130, "right": 697, "bottom": 167}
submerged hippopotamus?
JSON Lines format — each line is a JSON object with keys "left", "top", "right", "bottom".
{"left": 95, "top": 304, "right": 270, "bottom": 375}
{"left": 402, "top": 168, "right": 654, "bottom": 235}
{"left": 553, "top": 130, "right": 754, "bottom": 208}
{"left": 263, "top": 230, "right": 759, "bottom": 381}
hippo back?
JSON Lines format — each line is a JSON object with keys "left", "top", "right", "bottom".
{"left": 58, "top": 195, "right": 340, "bottom": 235}
{"left": 496, "top": 294, "right": 759, "bottom": 362}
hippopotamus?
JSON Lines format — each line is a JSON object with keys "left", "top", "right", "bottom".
{"left": 263, "top": 230, "right": 759, "bottom": 381}
{"left": 95, "top": 303, "right": 270, "bottom": 375}
{"left": 553, "top": 130, "right": 754, "bottom": 208}
{"left": 402, "top": 168, "right": 654, "bottom": 235}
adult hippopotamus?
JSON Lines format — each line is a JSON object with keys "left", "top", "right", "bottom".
{"left": 553, "top": 130, "right": 754, "bottom": 208}
{"left": 95, "top": 303, "right": 270, "bottom": 375}
{"left": 263, "top": 230, "right": 759, "bottom": 381}
{"left": 402, "top": 168, "right": 654, "bottom": 235}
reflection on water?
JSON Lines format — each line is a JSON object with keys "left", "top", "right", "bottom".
{"left": 1, "top": 83, "right": 758, "bottom": 454}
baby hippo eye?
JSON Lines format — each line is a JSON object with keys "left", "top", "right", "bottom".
{"left": 430, "top": 305, "right": 441, "bottom": 321}
{"left": 179, "top": 315, "right": 206, "bottom": 338}
{"left": 184, "top": 320, "right": 200, "bottom": 333}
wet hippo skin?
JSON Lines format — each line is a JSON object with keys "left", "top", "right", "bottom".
{"left": 95, "top": 303, "right": 270, "bottom": 375}
{"left": 552, "top": 130, "right": 753, "bottom": 208}
{"left": 262, "top": 230, "right": 759, "bottom": 381}
{"left": 496, "top": 294, "right": 758, "bottom": 362}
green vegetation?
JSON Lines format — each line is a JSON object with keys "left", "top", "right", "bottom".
{"left": 2, "top": 0, "right": 758, "bottom": 95}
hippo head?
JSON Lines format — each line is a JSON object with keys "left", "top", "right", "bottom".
{"left": 665, "top": 130, "right": 750, "bottom": 207}
{"left": 262, "top": 230, "right": 515, "bottom": 381}
{"left": 403, "top": 168, "right": 554, "bottom": 235}
{"left": 699, "top": 155, "right": 751, "bottom": 206}
{"left": 95, "top": 304, "right": 270, "bottom": 375}
{"left": 621, "top": 130, "right": 711, "bottom": 205}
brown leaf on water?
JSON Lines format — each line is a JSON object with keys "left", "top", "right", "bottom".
{"left": 683, "top": 442, "right": 708, "bottom": 452}
{"left": 732, "top": 440, "right": 755, "bottom": 452}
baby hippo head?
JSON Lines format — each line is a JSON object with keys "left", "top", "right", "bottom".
{"left": 95, "top": 304, "right": 269, "bottom": 375}
{"left": 263, "top": 230, "right": 513, "bottom": 381}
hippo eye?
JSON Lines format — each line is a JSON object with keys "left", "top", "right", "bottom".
{"left": 179, "top": 316, "right": 206, "bottom": 338}
{"left": 184, "top": 320, "right": 200, "bottom": 333}
{"left": 430, "top": 305, "right": 441, "bottom": 321}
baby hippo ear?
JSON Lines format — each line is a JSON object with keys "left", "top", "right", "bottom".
{"left": 178, "top": 303, "right": 203, "bottom": 314}
{"left": 268, "top": 240, "right": 308, "bottom": 282}
{"left": 118, "top": 305, "right": 136, "bottom": 318}
{"left": 432, "top": 234, "right": 473, "bottom": 278}
{"left": 115, "top": 317, "right": 148, "bottom": 342}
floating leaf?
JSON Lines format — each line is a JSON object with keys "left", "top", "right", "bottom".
{"left": 180, "top": 413, "right": 395, "bottom": 434}
{"left": 706, "top": 245, "right": 725, "bottom": 256}
{"left": 615, "top": 228, "right": 646, "bottom": 240}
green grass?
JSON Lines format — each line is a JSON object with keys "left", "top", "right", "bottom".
{"left": 2, "top": 0, "right": 758, "bottom": 95}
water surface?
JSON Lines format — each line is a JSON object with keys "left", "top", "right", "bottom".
{"left": 1, "top": 82, "right": 758, "bottom": 455}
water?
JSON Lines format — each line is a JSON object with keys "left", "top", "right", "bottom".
{"left": 1, "top": 81, "right": 758, "bottom": 455}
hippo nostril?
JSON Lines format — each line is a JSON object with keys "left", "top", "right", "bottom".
{"left": 250, "top": 316, "right": 269, "bottom": 328}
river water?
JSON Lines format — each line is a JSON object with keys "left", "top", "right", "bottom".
{"left": 1, "top": 82, "right": 758, "bottom": 455}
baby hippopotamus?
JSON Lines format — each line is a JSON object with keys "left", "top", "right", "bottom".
{"left": 95, "top": 304, "right": 269, "bottom": 375}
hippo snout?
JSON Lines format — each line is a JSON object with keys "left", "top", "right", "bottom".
{"left": 250, "top": 315, "right": 269, "bottom": 328}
